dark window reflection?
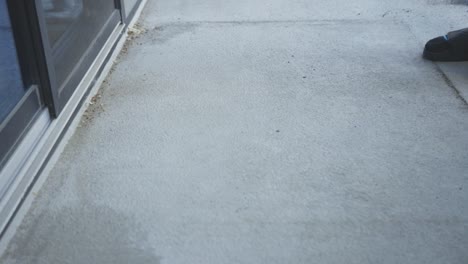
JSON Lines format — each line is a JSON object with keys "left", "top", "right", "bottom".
{"left": 42, "top": 0, "right": 83, "bottom": 46}
{"left": 41, "top": 0, "right": 115, "bottom": 91}
{"left": 0, "top": 0, "right": 25, "bottom": 123}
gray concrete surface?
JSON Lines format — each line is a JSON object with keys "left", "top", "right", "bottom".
{"left": 1, "top": 0, "right": 468, "bottom": 263}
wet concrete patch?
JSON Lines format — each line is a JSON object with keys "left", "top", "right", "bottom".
{"left": 1, "top": 204, "right": 161, "bottom": 264}
{"left": 428, "top": 0, "right": 468, "bottom": 4}
{"left": 149, "top": 23, "right": 200, "bottom": 44}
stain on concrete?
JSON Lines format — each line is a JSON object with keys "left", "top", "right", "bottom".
{"left": 0, "top": 204, "right": 161, "bottom": 264}
{"left": 427, "top": 0, "right": 468, "bottom": 4}
{"left": 149, "top": 23, "right": 199, "bottom": 44}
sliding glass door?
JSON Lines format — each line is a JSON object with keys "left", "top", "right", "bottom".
{"left": 1, "top": 0, "right": 149, "bottom": 234}
{"left": 1, "top": 0, "right": 123, "bottom": 185}
{"left": 37, "top": 0, "right": 122, "bottom": 114}
{"left": 1, "top": 0, "right": 123, "bottom": 196}
{"left": 0, "top": 0, "right": 47, "bottom": 196}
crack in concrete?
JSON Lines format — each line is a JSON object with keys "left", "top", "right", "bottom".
{"left": 435, "top": 64, "right": 468, "bottom": 107}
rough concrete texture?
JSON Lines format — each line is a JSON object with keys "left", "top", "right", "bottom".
{"left": 2, "top": 0, "right": 468, "bottom": 263}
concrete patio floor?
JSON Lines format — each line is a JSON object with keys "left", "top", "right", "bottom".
{"left": 1, "top": 0, "right": 468, "bottom": 263}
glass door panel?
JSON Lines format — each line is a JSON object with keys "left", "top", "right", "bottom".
{"left": 124, "top": 0, "right": 138, "bottom": 16}
{"left": 39, "top": 0, "right": 121, "bottom": 113}
{"left": 0, "top": 0, "right": 45, "bottom": 175}
{"left": 0, "top": 0, "right": 26, "bottom": 123}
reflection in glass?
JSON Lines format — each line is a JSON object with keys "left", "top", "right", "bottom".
{"left": 41, "top": 0, "right": 116, "bottom": 91}
{"left": 0, "top": 0, "right": 25, "bottom": 123}
{"left": 124, "top": 0, "right": 138, "bottom": 16}
{"left": 42, "top": 0, "right": 83, "bottom": 46}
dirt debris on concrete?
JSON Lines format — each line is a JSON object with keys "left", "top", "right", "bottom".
{"left": 81, "top": 89, "right": 105, "bottom": 127}
{"left": 120, "top": 23, "right": 147, "bottom": 58}
{"left": 80, "top": 23, "right": 148, "bottom": 127}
